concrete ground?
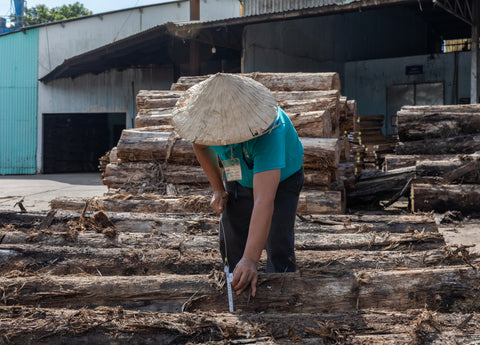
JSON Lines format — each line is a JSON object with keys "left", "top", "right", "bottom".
{"left": 0, "top": 173, "right": 107, "bottom": 212}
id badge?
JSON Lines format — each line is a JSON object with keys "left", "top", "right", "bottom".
{"left": 223, "top": 158, "right": 242, "bottom": 182}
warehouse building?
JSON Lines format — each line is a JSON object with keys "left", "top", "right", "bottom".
{"left": 0, "top": 0, "right": 477, "bottom": 174}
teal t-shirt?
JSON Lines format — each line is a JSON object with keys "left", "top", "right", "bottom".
{"left": 211, "top": 107, "right": 304, "bottom": 188}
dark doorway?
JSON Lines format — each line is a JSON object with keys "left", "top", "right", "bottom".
{"left": 43, "top": 113, "right": 125, "bottom": 173}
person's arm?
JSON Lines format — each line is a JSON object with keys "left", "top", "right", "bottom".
{"left": 230, "top": 168, "right": 281, "bottom": 297}
{"left": 192, "top": 143, "right": 228, "bottom": 214}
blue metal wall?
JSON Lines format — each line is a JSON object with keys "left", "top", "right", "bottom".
{"left": 0, "top": 29, "right": 38, "bottom": 174}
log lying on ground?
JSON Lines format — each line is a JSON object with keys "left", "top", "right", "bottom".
{"left": 2, "top": 307, "right": 479, "bottom": 345}
{"left": 411, "top": 183, "right": 480, "bottom": 213}
{"left": 0, "top": 228, "right": 444, "bottom": 252}
{"left": 2, "top": 245, "right": 468, "bottom": 276}
{"left": 116, "top": 129, "right": 340, "bottom": 169}
{"left": 50, "top": 190, "right": 344, "bottom": 214}
{"left": 397, "top": 104, "right": 480, "bottom": 141}
{"left": 0, "top": 211, "right": 439, "bottom": 235}
{"left": 171, "top": 72, "right": 341, "bottom": 92}
{"left": 395, "top": 135, "right": 480, "bottom": 155}
{"left": 2, "top": 306, "right": 480, "bottom": 345}
{"left": 1, "top": 266, "right": 479, "bottom": 313}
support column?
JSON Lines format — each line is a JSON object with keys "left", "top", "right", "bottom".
{"left": 471, "top": 0, "right": 479, "bottom": 104}
{"left": 189, "top": 0, "right": 200, "bottom": 76}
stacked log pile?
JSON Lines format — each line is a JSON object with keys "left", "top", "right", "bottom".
{"left": 347, "top": 115, "right": 396, "bottom": 174}
{"left": 390, "top": 105, "right": 480, "bottom": 214}
{"left": 101, "top": 72, "right": 362, "bottom": 214}
{"left": 1, "top": 209, "right": 479, "bottom": 343}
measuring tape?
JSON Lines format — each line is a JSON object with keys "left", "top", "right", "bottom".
{"left": 224, "top": 265, "right": 234, "bottom": 312}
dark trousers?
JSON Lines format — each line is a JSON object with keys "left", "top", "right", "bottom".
{"left": 219, "top": 168, "right": 304, "bottom": 273}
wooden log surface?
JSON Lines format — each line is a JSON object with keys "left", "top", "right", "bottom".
{"left": 1, "top": 244, "right": 467, "bottom": 276}
{"left": 395, "top": 135, "right": 480, "bottom": 155}
{"left": 397, "top": 104, "right": 480, "bottom": 141}
{"left": 415, "top": 157, "right": 480, "bottom": 184}
{"left": 347, "top": 166, "right": 416, "bottom": 199}
{"left": 411, "top": 183, "right": 480, "bottom": 213}
{"left": 0, "top": 211, "right": 439, "bottom": 235}
{"left": 1, "top": 266, "right": 478, "bottom": 313}
{"left": 2, "top": 226, "right": 442, "bottom": 252}
{"left": 116, "top": 129, "right": 340, "bottom": 169}
{"left": 49, "top": 190, "right": 344, "bottom": 215}
{"left": 397, "top": 111, "right": 480, "bottom": 141}
{"left": 135, "top": 109, "right": 333, "bottom": 138}
{"left": 1, "top": 306, "right": 479, "bottom": 345}
{"left": 383, "top": 154, "right": 457, "bottom": 171}
{"left": 171, "top": 72, "right": 342, "bottom": 92}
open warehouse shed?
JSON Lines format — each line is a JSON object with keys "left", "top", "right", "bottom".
{"left": 1, "top": 0, "right": 478, "bottom": 174}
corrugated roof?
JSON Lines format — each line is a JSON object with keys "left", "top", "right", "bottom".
{"left": 242, "top": 0, "right": 362, "bottom": 16}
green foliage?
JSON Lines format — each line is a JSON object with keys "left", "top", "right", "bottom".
{"left": 11, "top": 2, "right": 92, "bottom": 26}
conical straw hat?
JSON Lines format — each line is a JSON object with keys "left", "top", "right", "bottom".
{"left": 172, "top": 73, "right": 278, "bottom": 145}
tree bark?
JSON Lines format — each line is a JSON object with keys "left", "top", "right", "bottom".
{"left": 171, "top": 72, "right": 341, "bottom": 92}
{"left": 411, "top": 183, "right": 480, "bottom": 213}
{"left": 49, "top": 189, "right": 344, "bottom": 215}
{"left": 395, "top": 135, "right": 480, "bottom": 155}
{"left": 1, "top": 306, "right": 478, "bottom": 345}
{"left": 1, "top": 266, "right": 478, "bottom": 313}
{"left": 397, "top": 104, "right": 480, "bottom": 141}
{"left": 116, "top": 129, "right": 340, "bottom": 169}
{"left": 0, "top": 211, "right": 439, "bottom": 235}
{"left": 2, "top": 244, "right": 463, "bottom": 277}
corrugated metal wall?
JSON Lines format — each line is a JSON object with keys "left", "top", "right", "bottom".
{"left": 242, "top": 0, "right": 360, "bottom": 16}
{"left": 0, "top": 29, "right": 38, "bottom": 175}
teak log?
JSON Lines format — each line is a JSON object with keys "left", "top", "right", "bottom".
{"left": 171, "top": 72, "right": 341, "bottom": 92}
{"left": 50, "top": 189, "right": 344, "bottom": 214}
{"left": 2, "top": 307, "right": 479, "bottom": 345}
{"left": 411, "top": 183, "right": 480, "bottom": 213}
{"left": 0, "top": 211, "right": 438, "bottom": 235}
{"left": 397, "top": 104, "right": 480, "bottom": 140}
{"left": 135, "top": 110, "right": 333, "bottom": 138}
{"left": 0, "top": 228, "right": 443, "bottom": 251}
{"left": 1, "top": 245, "right": 462, "bottom": 276}
{"left": 1, "top": 266, "right": 478, "bottom": 313}
{"left": 116, "top": 129, "right": 340, "bottom": 169}
{"left": 136, "top": 90, "right": 183, "bottom": 110}
{"left": 415, "top": 157, "right": 480, "bottom": 184}
{"left": 383, "top": 154, "right": 456, "bottom": 171}
{"left": 395, "top": 135, "right": 480, "bottom": 155}
{"left": 347, "top": 166, "right": 416, "bottom": 199}
{"left": 103, "top": 162, "right": 209, "bottom": 188}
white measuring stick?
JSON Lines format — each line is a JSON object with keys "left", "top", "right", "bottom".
{"left": 224, "top": 265, "right": 234, "bottom": 312}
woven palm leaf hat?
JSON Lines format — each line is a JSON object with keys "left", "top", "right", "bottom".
{"left": 172, "top": 73, "right": 278, "bottom": 146}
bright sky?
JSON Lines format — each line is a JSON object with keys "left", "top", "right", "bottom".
{"left": 0, "top": 0, "right": 175, "bottom": 18}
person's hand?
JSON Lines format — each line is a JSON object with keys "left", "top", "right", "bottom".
{"left": 231, "top": 257, "right": 258, "bottom": 297}
{"left": 210, "top": 190, "right": 228, "bottom": 214}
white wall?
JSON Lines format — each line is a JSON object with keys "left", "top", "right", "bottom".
{"left": 36, "top": 0, "right": 240, "bottom": 172}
